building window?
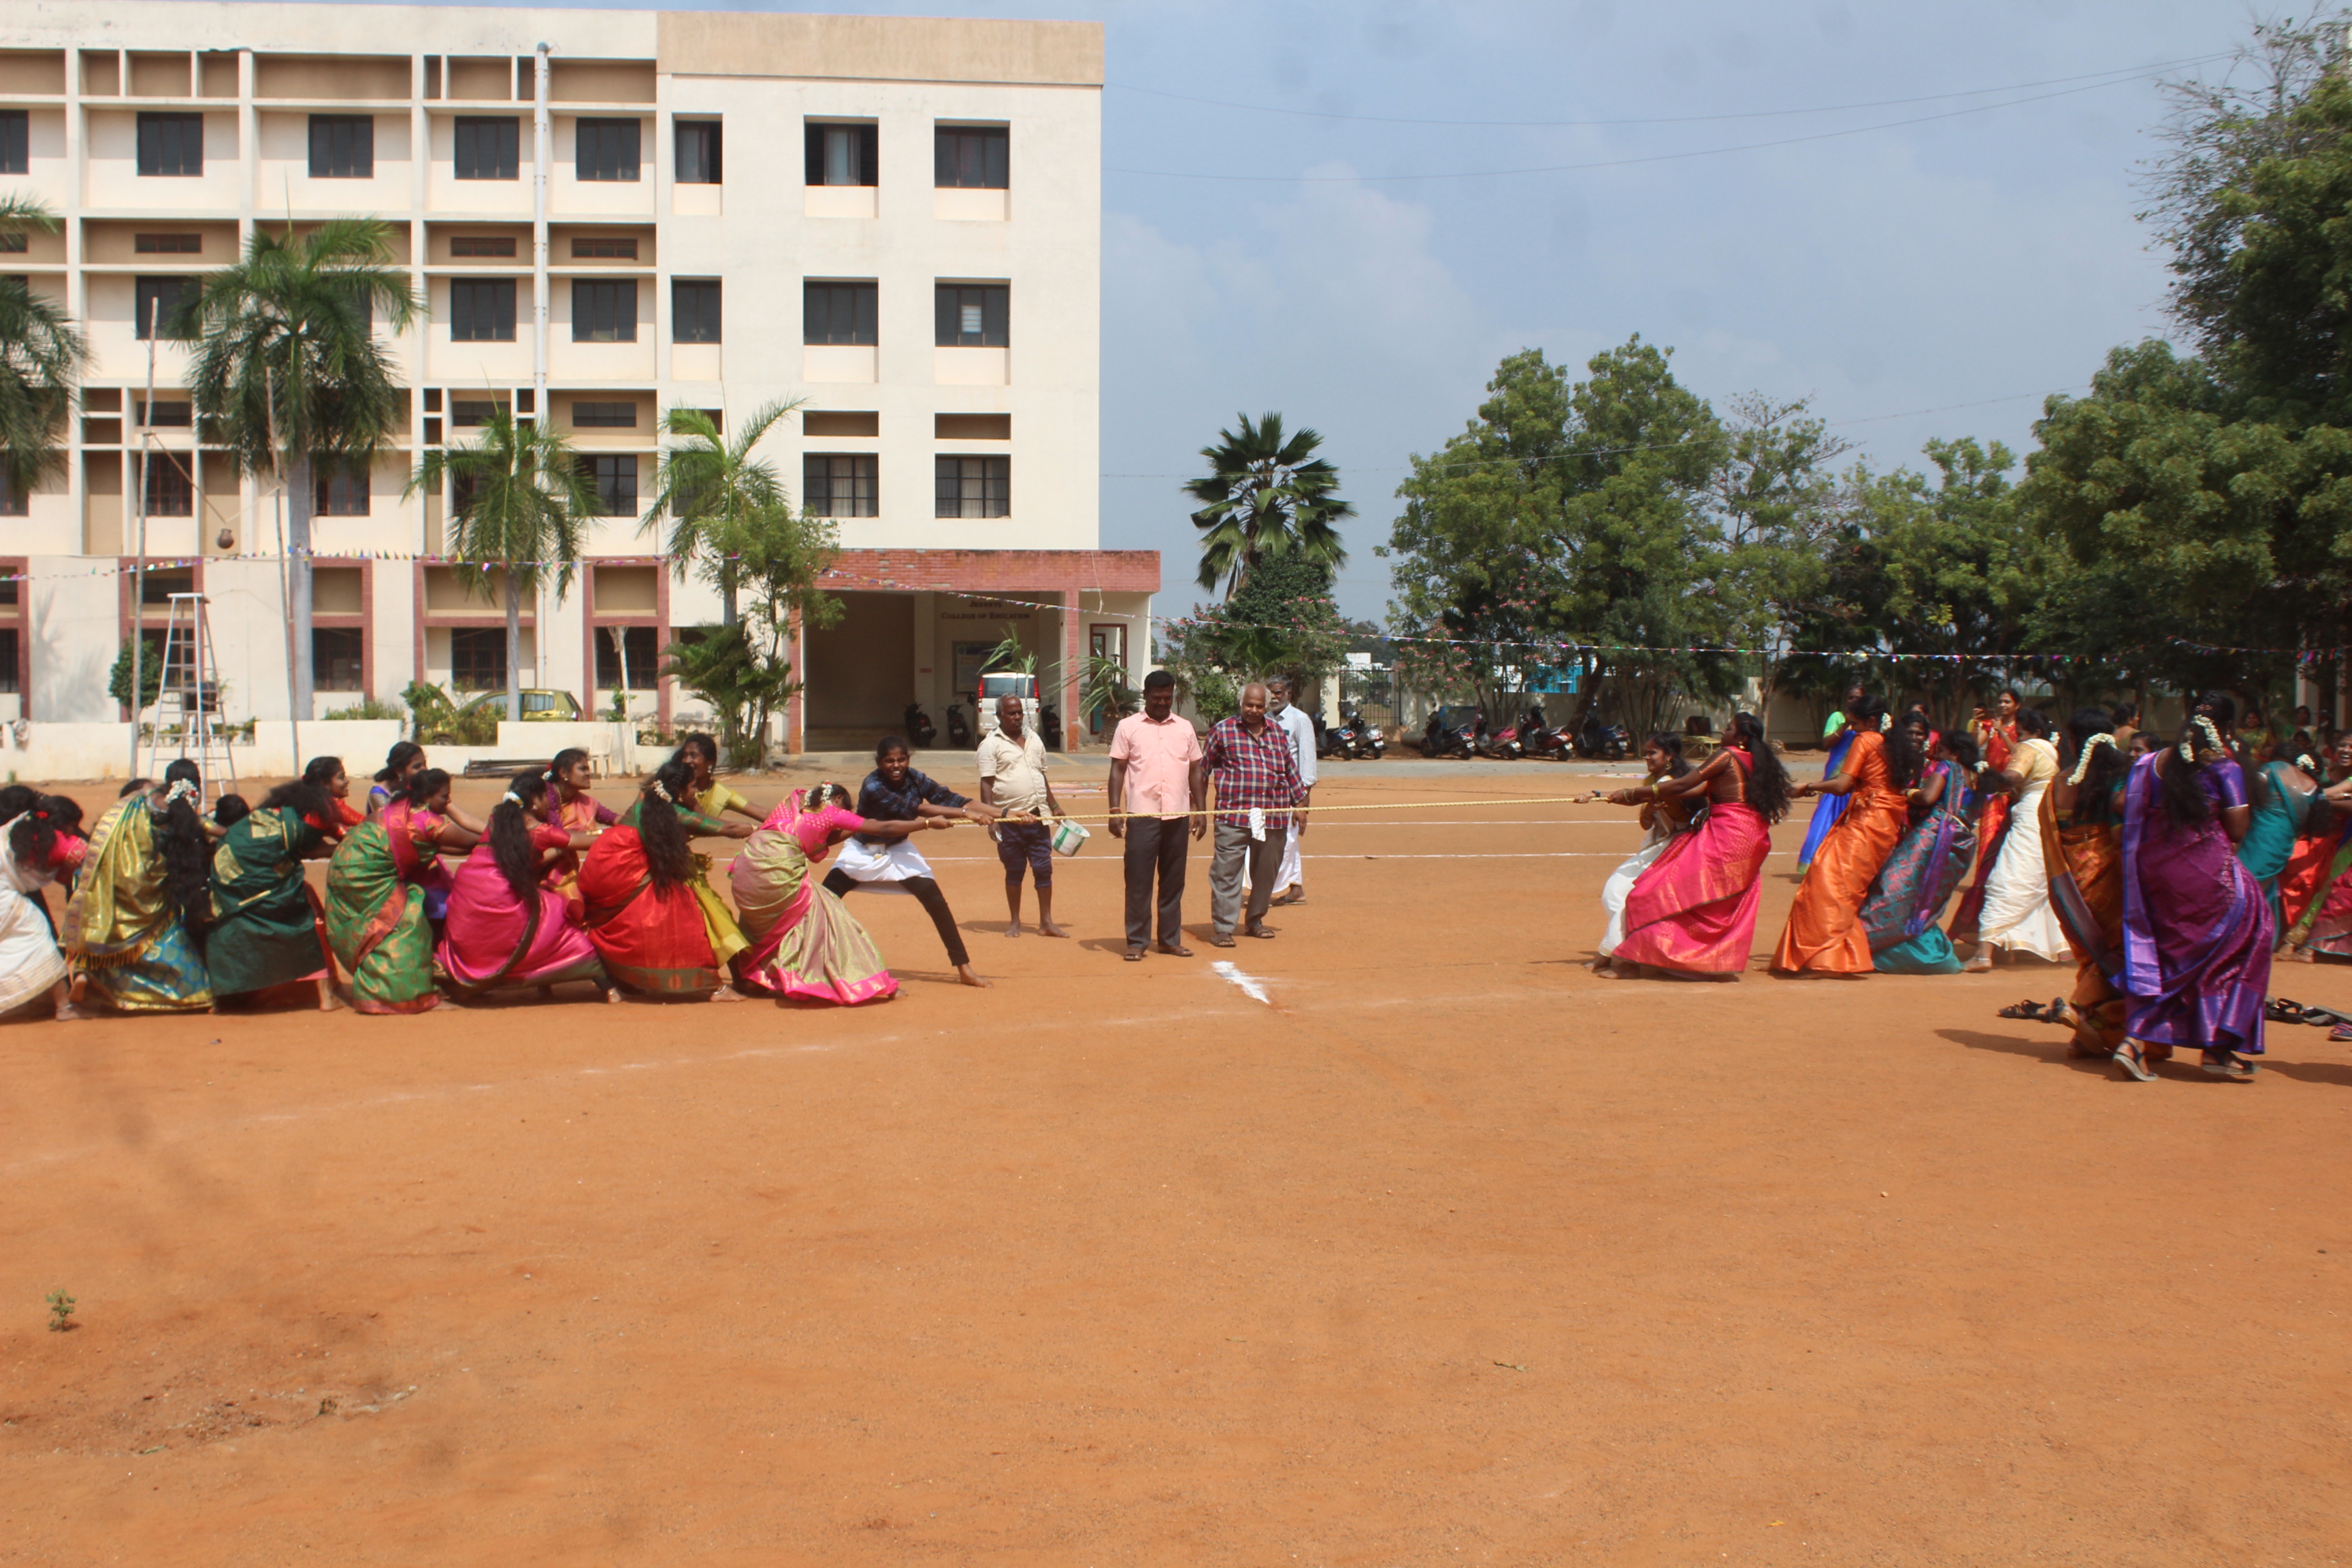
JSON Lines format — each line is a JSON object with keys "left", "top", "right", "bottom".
{"left": 0, "top": 111, "right": 25, "bottom": 177}
{"left": 138, "top": 399, "right": 192, "bottom": 427}
{"left": 308, "top": 115, "right": 374, "bottom": 178}
{"left": 595, "top": 625, "right": 660, "bottom": 689}
{"left": 0, "top": 471, "right": 27, "bottom": 516}
{"left": 804, "top": 122, "right": 877, "bottom": 186}
{"left": 570, "top": 401, "right": 636, "bottom": 428}
{"left": 142, "top": 455, "right": 194, "bottom": 517}
{"left": 571, "top": 236, "right": 636, "bottom": 259}
{"left": 934, "top": 283, "right": 1008, "bottom": 347}
{"left": 133, "top": 233, "right": 201, "bottom": 255}
{"left": 0, "top": 234, "right": 22, "bottom": 255}
{"left": 450, "top": 278, "right": 517, "bottom": 341}
{"left": 313, "top": 627, "right": 363, "bottom": 689}
{"left": 803, "top": 281, "right": 877, "bottom": 346}
{"left": 315, "top": 461, "right": 370, "bottom": 515}
{"left": 935, "top": 125, "right": 1008, "bottom": 189}
{"left": 451, "top": 399, "right": 508, "bottom": 427}
{"left": 571, "top": 278, "right": 636, "bottom": 342}
{"left": 675, "top": 120, "right": 721, "bottom": 184}
{"left": 803, "top": 455, "right": 877, "bottom": 518}
{"left": 935, "top": 456, "right": 1009, "bottom": 519}
{"left": 454, "top": 116, "right": 519, "bottom": 180}
{"left": 450, "top": 627, "right": 505, "bottom": 691}
{"left": 133, "top": 276, "right": 194, "bottom": 340}
{"left": 578, "top": 454, "right": 638, "bottom": 516}
{"left": 137, "top": 112, "right": 203, "bottom": 177}
{"left": 672, "top": 278, "right": 720, "bottom": 344}
{"left": 0, "top": 628, "right": 16, "bottom": 694}
{"left": 575, "top": 117, "right": 640, "bottom": 182}
{"left": 449, "top": 235, "right": 515, "bottom": 258}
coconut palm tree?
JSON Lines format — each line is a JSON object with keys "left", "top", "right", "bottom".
{"left": 1183, "top": 411, "right": 1353, "bottom": 599}
{"left": 407, "top": 408, "right": 593, "bottom": 723}
{"left": 0, "top": 195, "right": 84, "bottom": 502}
{"left": 182, "top": 218, "right": 420, "bottom": 717}
{"left": 640, "top": 399, "right": 802, "bottom": 627}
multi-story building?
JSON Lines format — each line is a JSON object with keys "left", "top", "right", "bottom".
{"left": 0, "top": 1, "right": 1153, "bottom": 750}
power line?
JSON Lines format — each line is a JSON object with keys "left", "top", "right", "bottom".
{"left": 1109, "top": 52, "right": 2232, "bottom": 129}
{"left": 1107, "top": 65, "right": 2190, "bottom": 184}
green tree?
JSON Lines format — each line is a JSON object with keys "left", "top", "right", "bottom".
{"left": 182, "top": 218, "right": 421, "bottom": 717}
{"left": 640, "top": 399, "right": 802, "bottom": 627}
{"left": 664, "top": 504, "right": 840, "bottom": 765}
{"left": 1162, "top": 553, "right": 1351, "bottom": 721}
{"left": 406, "top": 408, "right": 593, "bottom": 723}
{"left": 1184, "top": 411, "right": 1353, "bottom": 598}
{"left": 0, "top": 197, "right": 82, "bottom": 502}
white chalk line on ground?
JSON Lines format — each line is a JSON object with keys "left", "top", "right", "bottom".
{"left": 1211, "top": 961, "right": 1275, "bottom": 1006}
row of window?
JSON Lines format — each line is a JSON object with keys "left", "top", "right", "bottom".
{"left": 122, "top": 451, "right": 1014, "bottom": 521}
{"left": 67, "top": 111, "right": 1015, "bottom": 190}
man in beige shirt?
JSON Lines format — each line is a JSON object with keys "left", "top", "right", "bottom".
{"left": 979, "top": 693, "right": 1066, "bottom": 937}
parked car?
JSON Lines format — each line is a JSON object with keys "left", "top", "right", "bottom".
{"left": 455, "top": 689, "right": 585, "bottom": 723}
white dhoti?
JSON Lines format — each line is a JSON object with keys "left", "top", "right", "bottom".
{"left": 1241, "top": 830, "right": 1305, "bottom": 894}
{"left": 1597, "top": 832, "right": 1674, "bottom": 956}
{"left": 0, "top": 831, "right": 63, "bottom": 1013}
{"left": 830, "top": 836, "right": 935, "bottom": 895}
{"left": 1976, "top": 779, "right": 2070, "bottom": 960}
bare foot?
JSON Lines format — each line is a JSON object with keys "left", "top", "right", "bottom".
{"left": 1038, "top": 921, "right": 1068, "bottom": 938}
{"left": 2283, "top": 945, "right": 2315, "bottom": 964}
{"left": 1004, "top": 921, "right": 1024, "bottom": 938}
{"left": 604, "top": 987, "right": 628, "bottom": 1004}
{"left": 708, "top": 985, "right": 748, "bottom": 1004}
{"left": 53, "top": 1002, "right": 93, "bottom": 1021}
{"left": 318, "top": 990, "right": 347, "bottom": 1013}
{"left": 956, "top": 964, "right": 994, "bottom": 989}
{"left": 1592, "top": 959, "right": 1622, "bottom": 979}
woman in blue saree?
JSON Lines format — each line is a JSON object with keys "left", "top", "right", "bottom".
{"left": 1796, "top": 683, "right": 1862, "bottom": 872}
{"left": 1857, "top": 719, "right": 1980, "bottom": 973}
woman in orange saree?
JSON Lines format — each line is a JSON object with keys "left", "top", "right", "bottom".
{"left": 1773, "top": 695, "right": 1916, "bottom": 975}
{"left": 1607, "top": 712, "right": 1791, "bottom": 978}
{"left": 577, "top": 757, "right": 752, "bottom": 1002}
{"left": 2040, "top": 710, "right": 2133, "bottom": 1057}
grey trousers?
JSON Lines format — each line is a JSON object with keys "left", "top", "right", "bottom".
{"left": 1210, "top": 819, "right": 1287, "bottom": 934}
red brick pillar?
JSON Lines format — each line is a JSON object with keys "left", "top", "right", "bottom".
{"left": 1060, "top": 588, "right": 1083, "bottom": 751}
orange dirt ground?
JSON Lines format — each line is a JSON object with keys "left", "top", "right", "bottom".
{"left": 4, "top": 766, "right": 2351, "bottom": 1566}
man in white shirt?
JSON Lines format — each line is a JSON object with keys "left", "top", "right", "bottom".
{"left": 978, "top": 693, "right": 1066, "bottom": 937}
{"left": 1262, "top": 675, "right": 1318, "bottom": 904}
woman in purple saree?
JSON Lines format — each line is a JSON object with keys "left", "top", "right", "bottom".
{"left": 2112, "top": 696, "right": 2271, "bottom": 1083}
{"left": 1857, "top": 722, "right": 1979, "bottom": 973}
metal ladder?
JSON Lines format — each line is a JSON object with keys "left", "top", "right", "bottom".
{"left": 140, "top": 592, "right": 238, "bottom": 795}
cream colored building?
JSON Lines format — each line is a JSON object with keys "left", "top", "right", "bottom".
{"left": 0, "top": 1, "right": 1154, "bottom": 749}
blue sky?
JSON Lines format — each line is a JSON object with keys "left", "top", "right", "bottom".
{"left": 428, "top": 0, "right": 2249, "bottom": 619}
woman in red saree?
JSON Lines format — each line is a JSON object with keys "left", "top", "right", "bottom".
{"left": 1774, "top": 695, "right": 1916, "bottom": 975}
{"left": 437, "top": 769, "right": 615, "bottom": 1001}
{"left": 577, "top": 756, "right": 752, "bottom": 1001}
{"left": 1948, "top": 689, "right": 2023, "bottom": 946}
{"left": 1607, "top": 711, "right": 1791, "bottom": 979}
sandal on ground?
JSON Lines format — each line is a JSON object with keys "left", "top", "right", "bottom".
{"left": 1997, "top": 998, "right": 2045, "bottom": 1020}
{"left": 2201, "top": 1050, "right": 2258, "bottom": 1081}
{"left": 1124, "top": 945, "right": 1146, "bottom": 962}
{"left": 1205, "top": 932, "right": 1236, "bottom": 949}
{"left": 2266, "top": 998, "right": 2310, "bottom": 1024}
{"left": 2301, "top": 1005, "right": 2347, "bottom": 1027}
{"left": 1156, "top": 941, "right": 1194, "bottom": 958}
{"left": 2112, "top": 1041, "right": 2157, "bottom": 1083}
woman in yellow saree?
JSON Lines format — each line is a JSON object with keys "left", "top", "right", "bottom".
{"left": 63, "top": 760, "right": 216, "bottom": 1013}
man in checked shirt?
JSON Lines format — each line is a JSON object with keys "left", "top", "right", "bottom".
{"left": 1203, "top": 681, "right": 1307, "bottom": 947}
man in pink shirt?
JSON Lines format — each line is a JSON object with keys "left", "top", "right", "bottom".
{"left": 1107, "top": 670, "right": 1207, "bottom": 961}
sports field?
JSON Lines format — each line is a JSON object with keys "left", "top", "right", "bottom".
{"left": 4, "top": 765, "right": 2347, "bottom": 1565}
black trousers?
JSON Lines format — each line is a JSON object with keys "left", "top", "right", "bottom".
{"left": 822, "top": 868, "right": 971, "bottom": 968}
{"left": 1122, "top": 816, "right": 1190, "bottom": 947}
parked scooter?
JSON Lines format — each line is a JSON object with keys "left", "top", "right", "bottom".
{"left": 1519, "top": 705, "right": 1570, "bottom": 760}
{"left": 1040, "top": 702, "right": 1064, "bottom": 750}
{"left": 945, "top": 701, "right": 973, "bottom": 748}
{"left": 1574, "top": 716, "right": 1631, "bottom": 760}
{"left": 1420, "top": 706, "right": 1481, "bottom": 759}
{"left": 903, "top": 702, "right": 938, "bottom": 749}
{"left": 1478, "top": 710, "right": 1527, "bottom": 760}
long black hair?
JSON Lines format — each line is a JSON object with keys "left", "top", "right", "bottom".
{"left": 545, "top": 747, "right": 590, "bottom": 789}
{"left": 2159, "top": 693, "right": 2238, "bottom": 828}
{"left": 154, "top": 759, "right": 213, "bottom": 932}
{"left": 302, "top": 755, "right": 345, "bottom": 792}
{"left": 1725, "top": 711, "right": 1792, "bottom": 822}
{"left": 1850, "top": 693, "right": 1922, "bottom": 789}
{"left": 3, "top": 789, "right": 81, "bottom": 872}
{"left": 259, "top": 778, "right": 333, "bottom": 825}
{"left": 1938, "top": 728, "right": 1981, "bottom": 772}
{"left": 636, "top": 756, "right": 700, "bottom": 893}
{"left": 374, "top": 741, "right": 424, "bottom": 787}
{"left": 2061, "top": 708, "right": 2127, "bottom": 825}
{"left": 488, "top": 768, "right": 553, "bottom": 902}
{"left": 405, "top": 767, "right": 451, "bottom": 810}
{"left": 1644, "top": 732, "right": 1694, "bottom": 779}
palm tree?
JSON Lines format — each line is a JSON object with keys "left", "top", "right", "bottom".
{"left": 0, "top": 195, "right": 84, "bottom": 502}
{"left": 640, "top": 399, "right": 802, "bottom": 626}
{"left": 182, "top": 218, "right": 420, "bottom": 718}
{"left": 1183, "top": 411, "right": 1353, "bottom": 599}
{"left": 407, "top": 408, "right": 593, "bottom": 723}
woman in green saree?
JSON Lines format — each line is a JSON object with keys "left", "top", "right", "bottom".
{"left": 63, "top": 760, "right": 216, "bottom": 1013}
{"left": 325, "top": 768, "right": 480, "bottom": 1014}
{"left": 208, "top": 777, "right": 344, "bottom": 1012}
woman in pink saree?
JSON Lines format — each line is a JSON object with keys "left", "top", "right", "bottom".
{"left": 730, "top": 782, "right": 947, "bottom": 1004}
{"left": 436, "top": 769, "right": 617, "bottom": 1002}
{"left": 1607, "top": 712, "right": 1793, "bottom": 978}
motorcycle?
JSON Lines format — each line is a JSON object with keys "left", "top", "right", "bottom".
{"left": 1477, "top": 716, "right": 1524, "bottom": 760}
{"left": 1574, "top": 717, "right": 1631, "bottom": 760}
{"left": 1519, "top": 705, "right": 1571, "bottom": 760}
{"left": 1040, "top": 702, "right": 1064, "bottom": 750}
{"left": 1420, "top": 706, "right": 1480, "bottom": 759}
{"left": 902, "top": 702, "right": 938, "bottom": 749}
{"left": 1318, "top": 710, "right": 1351, "bottom": 760}
{"left": 945, "top": 701, "right": 973, "bottom": 748}
{"left": 1328, "top": 705, "right": 1385, "bottom": 760}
